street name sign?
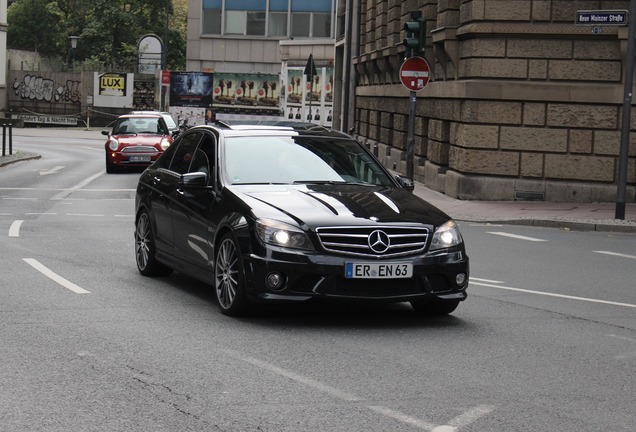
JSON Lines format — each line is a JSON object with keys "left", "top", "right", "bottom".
{"left": 576, "top": 10, "right": 628, "bottom": 26}
{"left": 399, "top": 56, "right": 430, "bottom": 92}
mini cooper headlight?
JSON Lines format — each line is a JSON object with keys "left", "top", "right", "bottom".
{"left": 160, "top": 138, "right": 171, "bottom": 150}
{"left": 108, "top": 138, "right": 119, "bottom": 151}
{"left": 430, "top": 220, "right": 463, "bottom": 251}
{"left": 256, "top": 219, "right": 314, "bottom": 251}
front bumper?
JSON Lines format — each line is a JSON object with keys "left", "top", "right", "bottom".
{"left": 242, "top": 248, "right": 469, "bottom": 304}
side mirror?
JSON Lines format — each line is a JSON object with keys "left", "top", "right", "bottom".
{"left": 395, "top": 175, "right": 415, "bottom": 192}
{"left": 101, "top": 130, "right": 110, "bottom": 136}
{"left": 180, "top": 171, "right": 208, "bottom": 187}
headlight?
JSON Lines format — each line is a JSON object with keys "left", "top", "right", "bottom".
{"left": 108, "top": 139, "right": 119, "bottom": 151}
{"left": 256, "top": 219, "right": 314, "bottom": 251}
{"left": 160, "top": 138, "right": 171, "bottom": 150}
{"left": 430, "top": 220, "right": 463, "bottom": 251}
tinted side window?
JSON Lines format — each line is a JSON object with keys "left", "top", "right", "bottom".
{"left": 153, "top": 138, "right": 179, "bottom": 169}
{"left": 169, "top": 131, "right": 203, "bottom": 174}
{"left": 188, "top": 134, "right": 217, "bottom": 185}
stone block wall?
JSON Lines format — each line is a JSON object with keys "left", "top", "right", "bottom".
{"left": 352, "top": 0, "right": 635, "bottom": 202}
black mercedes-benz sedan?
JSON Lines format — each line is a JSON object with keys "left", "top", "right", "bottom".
{"left": 134, "top": 122, "right": 469, "bottom": 316}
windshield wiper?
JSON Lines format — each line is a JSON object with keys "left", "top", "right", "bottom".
{"left": 293, "top": 180, "right": 348, "bottom": 185}
{"left": 293, "top": 180, "right": 375, "bottom": 186}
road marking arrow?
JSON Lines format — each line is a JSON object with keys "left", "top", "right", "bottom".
{"left": 39, "top": 165, "right": 65, "bottom": 175}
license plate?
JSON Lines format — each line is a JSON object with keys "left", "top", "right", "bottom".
{"left": 129, "top": 155, "right": 151, "bottom": 162}
{"left": 345, "top": 262, "right": 413, "bottom": 279}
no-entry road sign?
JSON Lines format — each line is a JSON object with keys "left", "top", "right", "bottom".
{"left": 399, "top": 56, "right": 431, "bottom": 91}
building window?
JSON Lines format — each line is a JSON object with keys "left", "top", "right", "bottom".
{"left": 291, "top": 13, "right": 311, "bottom": 37}
{"left": 269, "top": 12, "right": 288, "bottom": 36}
{"left": 225, "top": 10, "right": 247, "bottom": 35}
{"left": 313, "top": 13, "right": 331, "bottom": 38}
{"left": 202, "top": 0, "right": 332, "bottom": 38}
{"left": 268, "top": 0, "right": 288, "bottom": 37}
{"left": 202, "top": 0, "right": 221, "bottom": 34}
{"left": 247, "top": 11, "right": 266, "bottom": 35}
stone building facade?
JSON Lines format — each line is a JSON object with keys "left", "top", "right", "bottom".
{"left": 350, "top": 0, "right": 636, "bottom": 202}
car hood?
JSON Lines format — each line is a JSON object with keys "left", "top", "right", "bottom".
{"left": 231, "top": 184, "right": 450, "bottom": 229}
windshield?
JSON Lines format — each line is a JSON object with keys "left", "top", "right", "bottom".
{"left": 223, "top": 136, "right": 393, "bottom": 186}
{"left": 113, "top": 117, "right": 166, "bottom": 135}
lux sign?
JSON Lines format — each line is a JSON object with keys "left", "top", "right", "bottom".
{"left": 98, "top": 73, "right": 127, "bottom": 96}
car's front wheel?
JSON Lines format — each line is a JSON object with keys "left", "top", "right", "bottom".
{"left": 410, "top": 299, "right": 460, "bottom": 316}
{"left": 106, "top": 155, "right": 117, "bottom": 173}
{"left": 135, "top": 210, "right": 172, "bottom": 276}
{"left": 214, "top": 233, "right": 251, "bottom": 316}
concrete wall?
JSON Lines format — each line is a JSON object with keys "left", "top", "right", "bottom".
{"left": 352, "top": 0, "right": 636, "bottom": 202}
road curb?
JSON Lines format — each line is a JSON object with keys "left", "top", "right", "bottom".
{"left": 0, "top": 152, "right": 41, "bottom": 167}
{"left": 454, "top": 216, "right": 636, "bottom": 233}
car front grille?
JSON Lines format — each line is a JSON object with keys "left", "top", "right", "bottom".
{"left": 326, "top": 277, "right": 423, "bottom": 297}
{"left": 316, "top": 226, "right": 429, "bottom": 258}
{"left": 289, "top": 275, "right": 425, "bottom": 298}
{"left": 122, "top": 146, "right": 158, "bottom": 154}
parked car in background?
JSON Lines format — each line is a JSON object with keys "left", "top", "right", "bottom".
{"left": 134, "top": 122, "right": 469, "bottom": 316}
{"left": 130, "top": 111, "right": 180, "bottom": 137}
{"left": 103, "top": 113, "right": 174, "bottom": 173}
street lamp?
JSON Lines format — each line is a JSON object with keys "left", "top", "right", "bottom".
{"left": 68, "top": 36, "right": 79, "bottom": 67}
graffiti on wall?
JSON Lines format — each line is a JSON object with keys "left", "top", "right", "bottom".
{"left": 12, "top": 75, "right": 82, "bottom": 104}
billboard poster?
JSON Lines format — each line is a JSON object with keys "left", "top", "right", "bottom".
{"left": 213, "top": 72, "right": 281, "bottom": 120}
{"left": 98, "top": 73, "right": 127, "bottom": 97}
{"left": 283, "top": 66, "right": 333, "bottom": 127}
{"left": 93, "top": 72, "right": 134, "bottom": 108}
{"left": 169, "top": 72, "right": 213, "bottom": 108}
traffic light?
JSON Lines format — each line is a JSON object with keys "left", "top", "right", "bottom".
{"left": 403, "top": 11, "right": 426, "bottom": 58}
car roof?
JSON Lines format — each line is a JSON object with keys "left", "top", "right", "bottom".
{"left": 118, "top": 113, "right": 163, "bottom": 119}
{"left": 189, "top": 121, "right": 351, "bottom": 139}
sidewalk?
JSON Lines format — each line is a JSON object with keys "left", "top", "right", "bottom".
{"left": 3, "top": 126, "right": 636, "bottom": 233}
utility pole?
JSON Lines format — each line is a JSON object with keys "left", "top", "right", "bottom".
{"left": 401, "top": 11, "right": 428, "bottom": 179}
{"left": 616, "top": 0, "right": 636, "bottom": 219}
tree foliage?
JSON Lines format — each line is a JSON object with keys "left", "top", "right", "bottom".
{"left": 7, "top": 0, "right": 187, "bottom": 71}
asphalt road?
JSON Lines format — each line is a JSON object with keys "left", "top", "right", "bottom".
{"left": 1, "top": 135, "right": 634, "bottom": 431}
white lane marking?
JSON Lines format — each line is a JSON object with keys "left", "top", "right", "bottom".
{"left": 367, "top": 405, "right": 436, "bottom": 430}
{"left": 594, "top": 250, "right": 636, "bottom": 260}
{"left": 25, "top": 212, "right": 57, "bottom": 216}
{"left": 607, "top": 335, "right": 636, "bottom": 360}
{"left": 9, "top": 220, "right": 23, "bottom": 237}
{"left": 445, "top": 405, "right": 496, "bottom": 429}
{"left": 222, "top": 348, "right": 494, "bottom": 430}
{"left": 221, "top": 348, "right": 361, "bottom": 401}
{"left": 607, "top": 334, "right": 636, "bottom": 343}
{"left": 23, "top": 258, "right": 90, "bottom": 294}
{"left": 471, "top": 277, "right": 504, "bottom": 284}
{"left": 79, "top": 146, "right": 102, "bottom": 151}
{"left": 66, "top": 213, "right": 104, "bottom": 217}
{"left": 0, "top": 187, "right": 135, "bottom": 192}
{"left": 39, "top": 165, "right": 65, "bottom": 176}
{"left": 487, "top": 231, "right": 547, "bottom": 242}
{"left": 2, "top": 197, "right": 38, "bottom": 201}
{"left": 472, "top": 280, "right": 636, "bottom": 309}
{"left": 50, "top": 171, "right": 105, "bottom": 200}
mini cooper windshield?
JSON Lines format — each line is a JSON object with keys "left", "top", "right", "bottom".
{"left": 223, "top": 136, "right": 394, "bottom": 187}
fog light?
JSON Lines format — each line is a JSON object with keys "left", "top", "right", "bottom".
{"left": 266, "top": 272, "right": 285, "bottom": 290}
{"left": 456, "top": 273, "right": 467, "bottom": 286}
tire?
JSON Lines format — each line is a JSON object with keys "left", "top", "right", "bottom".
{"left": 135, "top": 210, "right": 172, "bottom": 276}
{"left": 410, "top": 299, "right": 460, "bottom": 316}
{"left": 106, "top": 155, "right": 117, "bottom": 174}
{"left": 214, "top": 233, "right": 251, "bottom": 316}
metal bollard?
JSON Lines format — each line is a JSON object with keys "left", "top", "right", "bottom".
{"left": 1, "top": 123, "right": 13, "bottom": 156}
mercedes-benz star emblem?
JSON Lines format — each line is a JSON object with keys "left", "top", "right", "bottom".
{"left": 368, "top": 230, "right": 390, "bottom": 253}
